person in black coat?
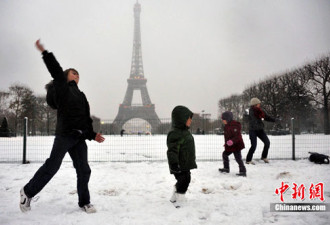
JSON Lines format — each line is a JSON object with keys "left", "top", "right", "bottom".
{"left": 20, "top": 40, "right": 105, "bottom": 214}
{"left": 246, "top": 98, "right": 276, "bottom": 164}
{"left": 0, "top": 117, "right": 10, "bottom": 137}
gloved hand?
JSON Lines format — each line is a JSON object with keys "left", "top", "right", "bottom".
{"left": 170, "top": 163, "right": 181, "bottom": 174}
{"left": 226, "top": 140, "right": 233, "bottom": 146}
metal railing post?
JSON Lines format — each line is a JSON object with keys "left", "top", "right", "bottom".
{"left": 291, "top": 118, "right": 295, "bottom": 160}
{"left": 23, "top": 117, "right": 28, "bottom": 164}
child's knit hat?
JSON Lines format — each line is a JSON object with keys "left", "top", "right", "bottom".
{"left": 221, "top": 111, "right": 233, "bottom": 122}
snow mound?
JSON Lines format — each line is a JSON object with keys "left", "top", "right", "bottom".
{"left": 201, "top": 188, "right": 214, "bottom": 194}
{"left": 221, "top": 181, "right": 243, "bottom": 190}
{"left": 98, "top": 189, "right": 119, "bottom": 196}
{"left": 276, "top": 171, "right": 292, "bottom": 179}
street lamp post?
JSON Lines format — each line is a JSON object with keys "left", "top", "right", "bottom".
{"left": 201, "top": 110, "right": 205, "bottom": 134}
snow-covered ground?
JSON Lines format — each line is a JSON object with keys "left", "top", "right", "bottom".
{"left": 0, "top": 135, "right": 329, "bottom": 224}
{"left": 0, "top": 160, "right": 330, "bottom": 225}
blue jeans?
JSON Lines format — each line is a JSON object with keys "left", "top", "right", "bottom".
{"left": 24, "top": 135, "right": 91, "bottom": 207}
{"left": 246, "top": 129, "right": 270, "bottom": 162}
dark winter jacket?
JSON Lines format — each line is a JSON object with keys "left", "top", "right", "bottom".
{"left": 42, "top": 51, "right": 96, "bottom": 140}
{"left": 45, "top": 81, "right": 58, "bottom": 109}
{"left": 248, "top": 106, "right": 275, "bottom": 131}
{"left": 167, "top": 106, "right": 197, "bottom": 173}
{"left": 224, "top": 120, "right": 245, "bottom": 152}
{"left": 0, "top": 117, "right": 10, "bottom": 137}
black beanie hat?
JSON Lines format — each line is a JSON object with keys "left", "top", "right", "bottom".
{"left": 221, "top": 111, "right": 233, "bottom": 122}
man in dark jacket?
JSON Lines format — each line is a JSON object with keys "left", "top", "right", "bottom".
{"left": 246, "top": 98, "right": 275, "bottom": 164}
{"left": 167, "top": 105, "right": 197, "bottom": 208}
{"left": 0, "top": 117, "right": 10, "bottom": 137}
{"left": 219, "top": 111, "right": 246, "bottom": 176}
{"left": 20, "top": 40, "right": 105, "bottom": 214}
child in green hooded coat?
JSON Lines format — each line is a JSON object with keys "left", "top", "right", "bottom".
{"left": 167, "top": 105, "right": 197, "bottom": 208}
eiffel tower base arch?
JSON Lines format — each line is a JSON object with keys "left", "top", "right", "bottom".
{"left": 113, "top": 105, "right": 161, "bottom": 134}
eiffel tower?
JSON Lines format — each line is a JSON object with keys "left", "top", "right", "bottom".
{"left": 113, "top": 1, "right": 161, "bottom": 133}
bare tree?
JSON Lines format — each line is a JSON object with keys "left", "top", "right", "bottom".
{"left": 0, "top": 91, "right": 10, "bottom": 116}
{"left": 218, "top": 94, "right": 243, "bottom": 119}
{"left": 21, "top": 92, "right": 37, "bottom": 135}
{"left": 257, "top": 76, "right": 283, "bottom": 117}
{"left": 8, "top": 84, "right": 33, "bottom": 132}
{"left": 242, "top": 83, "right": 260, "bottom": 110}
{"left": 218, "top": 64, "right": 320, "bottom": 133}
{"left": 278, "top": 70, "right": 313, "bottom": 131}
{"left": 304, "top": 55, "right": 330, "bottom": 134}
{"left": 33, "top": 96, "right": 57, "bottom": 135}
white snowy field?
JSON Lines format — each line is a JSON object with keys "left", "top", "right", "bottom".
{"left": 0, "top": 134, "right": 329, "bottom": 224}
{"left": 0, "top": 160, "right": 329, "bottom": 225}
{"left": 0, "top": 134, "right": 329, "bottom": 162}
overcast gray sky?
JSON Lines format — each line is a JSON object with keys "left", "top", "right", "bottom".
{"left": 0, "top": 0, "right": 329, "bottom": 120}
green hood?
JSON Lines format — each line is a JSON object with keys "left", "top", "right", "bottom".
{"left": 171, "top": 105, "right": 193, "bottom": 129}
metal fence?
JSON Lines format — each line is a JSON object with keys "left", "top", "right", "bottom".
{"left": 0, "top": 118, "right": 329, "bottom": 163}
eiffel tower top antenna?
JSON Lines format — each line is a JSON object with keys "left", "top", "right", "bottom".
{"left": 130, "top": 0, "right": 144, "bottom": 79}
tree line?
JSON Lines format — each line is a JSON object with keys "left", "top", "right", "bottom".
{"left": 218, "top": 54, "right": 330, "bottom": 134}
{"left": 0, "top": 84, "right": 101, "bottom": 136}
{"left": 0, "top": 82, "right": 221, "bottom": 136}
{"left": 0, "top": 83, "right": 57, "bottom": 135}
